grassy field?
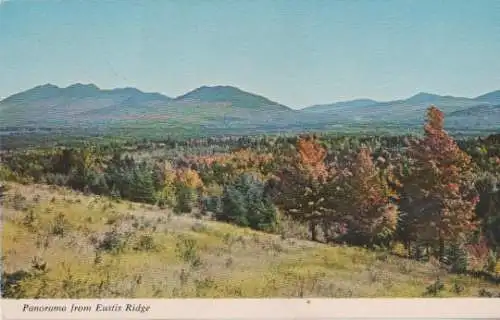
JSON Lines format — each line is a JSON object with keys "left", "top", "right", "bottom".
{"left": 2, "top": 182, "right": 499, "bottom": 298}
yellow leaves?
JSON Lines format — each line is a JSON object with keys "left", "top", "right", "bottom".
{"left": 177, "top": 168, "right": 203, "bottom": 190}
{"left": 163, "top": 162, "right": 176, "bottom": 186}
{"left": 381, "top": 203, "right": 399, "bottom": 232}
{"left": 391, "top": 242, "right": 407, "bottom": 257}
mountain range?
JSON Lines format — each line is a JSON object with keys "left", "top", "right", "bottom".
{"left": 0, "top": 83, "right": 499, "bottom": 135}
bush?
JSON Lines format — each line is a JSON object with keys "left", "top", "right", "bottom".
{"left": 446, "top": 243, "right": 469, "bottom": 274}
{"left": 50, "top": 213, "right": 70, "bottom": 237}
{"left": 134, "top": 234, "right": 157, "bottom": 252}
{"left": 391, "top": 242, "right": 407, "bottom": 257}
{"left": 12, "top": 191, "right": 28, "bottom": 211}
{"left": 96, "top": 228, "right": 131, "bottom": 254}
{"left": 175, "top": 237, "right": 202, "bottom": 268}
{"left": 425, "top": 277, "right": 445, "bottom": 296}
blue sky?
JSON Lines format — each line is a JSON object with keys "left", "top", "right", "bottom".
{"left": 1, "top": 0, "right": 499, "bottom": 108}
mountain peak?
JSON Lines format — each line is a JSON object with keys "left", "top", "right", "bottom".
{"left": 184, "top": 85, "right": 245, "bottom": 95}
{"left": 174, "top": 85, "right": 290, "bottom": 111}
{"left": 410, "top": 92, "right": 439, "bottom": 98}
{"left": 66, "top": 83, "right": 100, "bottom": 91}
{"left": 37, "top": 83, "right": 60, "bottom": 90}
{"left": 406, "top": 92, "right": 442, "bottom": 103}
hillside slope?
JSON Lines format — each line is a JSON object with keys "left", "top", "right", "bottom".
{"left": 2, "top": 182, "right": 499, "bottom": 298}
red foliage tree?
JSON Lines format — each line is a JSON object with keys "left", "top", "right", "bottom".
{"left": 402, "top": 106, "right": 478, "bottom": 258}
{"left": 331, "top": 147, "right": 399, "bottom": 246}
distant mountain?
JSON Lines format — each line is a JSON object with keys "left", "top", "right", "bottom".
{"left": 448, "top": 104, "right": 500, "bottom": 117}
{"left": 303, "top": 99, "right": 379, "bottom": 113}
{"left": 0, "top": 83, "right": 173, "bottom": 126}
{"left": 446, "top": 104, "right": 500, "bottom": 130}
{"left": 302, "top": 91, "right": 498, "bottom": 124}
{"left": 0, "top": 84, "right": 499, "bottom": 134}
{"left": 175, "top": 85, "right": 292, "bottom": 111}
{"left": 474, "top": 90, "right": 500, "bottom": 105}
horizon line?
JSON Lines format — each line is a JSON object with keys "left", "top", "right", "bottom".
{"left": 2, "top": 81, "right": 499, "bottom": 110}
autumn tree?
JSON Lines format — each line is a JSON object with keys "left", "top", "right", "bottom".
{"left": 401, "top": 106, "right": 478, "bottom": 259}
{"left": 271, "top": 135, "right": 331, "bottom": 242}
{"left": 332, "top": 147, "right": 399, "bottom": 247}
{"left": 174, "top": 168, "right": 204, "bottom": 213}
{"left": 157, "top": 160, "right": 177, "bottom": 208}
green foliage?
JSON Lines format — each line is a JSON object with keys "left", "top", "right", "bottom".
{"left": 425, "top": 277, "right": 445, "bottom": 296}
{"left": 446, "top": 243, "right": 469, "bottom": 274}
{"left": 0, "top": 164, "right": 17, "bottom": 182}
{"left": 134, "top": 234, "right": 157, "bottom": 252}
{"left": 174, "top": 184, "right": 198, "bottom": 214}
{"left": 130, "top": 164, "right": 156, "bottom": 204}
{"left": 50, "top": 213, "right": 70, "bottom": 237}
{"left": 96, "top": 228, "right": 132, "bottom": 255}
{"left": 218, "top": 173, "right": 278, "bottom": 232}
{"left": 175, "top": 236, "right": 202, "bottom": 268}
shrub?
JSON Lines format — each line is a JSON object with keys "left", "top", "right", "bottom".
{"left": 50, "top": 213, "right": 70, "bottom": 237}
{"left": 12, "top": 191, "right": 27, "bottom": 211}
{"left": 425, "top": 277, "right": 445, "bottom": 296}
{"left": 134, "top": 234, "right": 157, "bottom": 252}
{"left": 391, "top": 242, "right": 407, "bottom": 257}
{"left": 23, "top": 209, "right": 38, "bottom": 230}
{"left": 175, "top": 237, "right": 202, "bottom": 268}
{"left": 446, "top": 243, "right": 469, "bottom": 274}
{"left": 96, "top": 228, "right": 131, "bottom": 254}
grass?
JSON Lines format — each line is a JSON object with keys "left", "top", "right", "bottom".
{"left": 2, "top": 182, "right": 499, "bottom": 298}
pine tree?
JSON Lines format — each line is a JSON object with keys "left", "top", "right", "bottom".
{"left": 402, "top": 106, "right": 479, "bottom": 258}
{"left": 131, "top": 164, "right": 156, "bottom": 204}
{"left": 217, "top": 172, "right": 278, "bottom": 231}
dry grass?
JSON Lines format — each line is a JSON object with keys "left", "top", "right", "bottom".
{"left": 2, "top": 182, "right": 499, "bottom": 298}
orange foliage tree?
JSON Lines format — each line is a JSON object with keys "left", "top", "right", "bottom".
{"left": 174, "top": 168, "right": 204, "bottom": 213}
{"left": 272, "top": 135, "right": 332, "bottom": 241}
{"left": 402, "top": 106, "right": 478, "bottom": 258}
{"left": 332, "top": 147, "right": 399, "bottom": 247}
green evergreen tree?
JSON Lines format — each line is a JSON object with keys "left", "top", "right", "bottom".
{"left": 217, "top": 173, "right": 278, "bottom": 232}
{"left": 131, "top": 165, "right": 156, "bottom": 204}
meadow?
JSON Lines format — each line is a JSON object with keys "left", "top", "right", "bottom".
{"left": 2, "top": 182, "right": 499, "bottom": 298}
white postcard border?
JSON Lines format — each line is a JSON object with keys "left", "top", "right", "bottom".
{"left": 1, "top": 298, "right": 500, "bottom": 319}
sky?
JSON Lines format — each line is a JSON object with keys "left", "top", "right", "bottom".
{"left": 1, "top": 0, "right": 499, "bottom": 108}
